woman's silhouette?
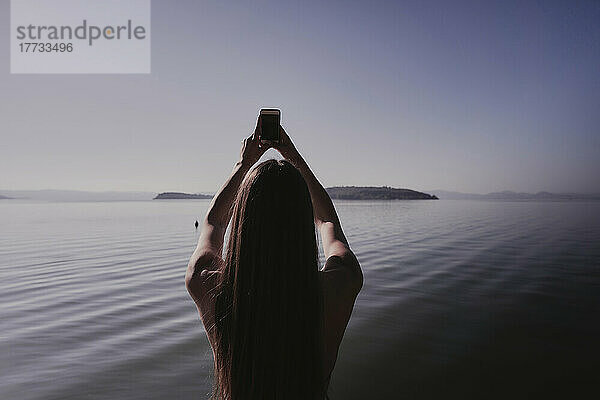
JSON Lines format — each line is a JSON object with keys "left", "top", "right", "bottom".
{"left": 186, "top": 119, "right": 363, "bottom": 399}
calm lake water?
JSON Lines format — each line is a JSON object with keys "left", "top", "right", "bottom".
{"left": 1, "top": 200, "right": 598, "bottom": 399}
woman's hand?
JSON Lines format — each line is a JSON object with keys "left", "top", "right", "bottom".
{"left": 239, "top": 124, "right": 269, "bottom": 168}
{"left": 273, "top": 125, "right": 302, "bottom": 166}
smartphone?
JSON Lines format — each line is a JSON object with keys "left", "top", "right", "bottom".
{"left": 259, "top": 109, "right": 281, "bottom": 143}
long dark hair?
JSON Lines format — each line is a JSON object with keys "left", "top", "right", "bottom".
{"left": 213, "top": 159, "right": 324, "bottom": 399}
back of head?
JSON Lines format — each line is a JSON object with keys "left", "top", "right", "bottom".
{"left": 214, "top": 159, "right": 324, "bottom": 399}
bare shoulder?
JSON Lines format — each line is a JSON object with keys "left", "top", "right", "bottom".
{"left": 196, "top": 269, "right": 221, "bottom": 288}
{"left": 186, "top": 267, "right": 221, "bottom": 343}
{"left": 321, "top": 253, "right": 363, "bottom": 298}
{"left": 185, "top": 251, "right": 222, "bottom": 305}
{"left": 187, "top": 269, "right": 221, "bottom": 301}
{"left": 320, "top": 253, "right": 363, "bottom": 376}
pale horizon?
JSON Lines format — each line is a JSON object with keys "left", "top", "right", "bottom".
{"left": 2, "top": 185, "right": 600, "bottom": 197}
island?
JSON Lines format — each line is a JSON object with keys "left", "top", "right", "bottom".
{"left": 326, "top": 186, "right": 438, "bottom": 200}
{"left": 153, "top": 187, "right": 438, "bottom": 200}
{"left": 0, "top": 194, "right": 13, "bottom": 200}
{"left": 153, "top": 192, "right": 212, "bottom": 200}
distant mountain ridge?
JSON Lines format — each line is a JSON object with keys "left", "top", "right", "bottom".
{"left": 154, "top": 192, "right": 212, "bottom": 200}
{"left": 429, "top": 190, "right": 600, "bottom": 201}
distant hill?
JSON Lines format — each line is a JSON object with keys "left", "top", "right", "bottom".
{"left": 154, "top": 192, "right": 212, "bottom": 200}
{"left": 0, "top": 194, "right": 13, "bottom": 199}
{"left": 429, "top": 190, "right": 600, "bottom": 201}
{"left": 326, "top": 186, "right": 438, "bottom": 200}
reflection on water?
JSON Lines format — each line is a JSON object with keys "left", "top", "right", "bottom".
{"left": 0, "top": 200, "right": 598, "bottom": 399}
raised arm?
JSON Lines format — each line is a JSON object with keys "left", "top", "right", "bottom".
{"left": 274, "top": 127, "right": 363, "bottom": 292}
{"left": 185, "top": 124, "right": 268, "bottom": 297}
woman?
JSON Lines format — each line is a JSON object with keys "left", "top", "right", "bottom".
{"left": 186, "top": 119, "right": 363, "bottom": 399}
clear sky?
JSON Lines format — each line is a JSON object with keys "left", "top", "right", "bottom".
{"left": 1, "top": 0, "right": 599, "bottom": 194}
